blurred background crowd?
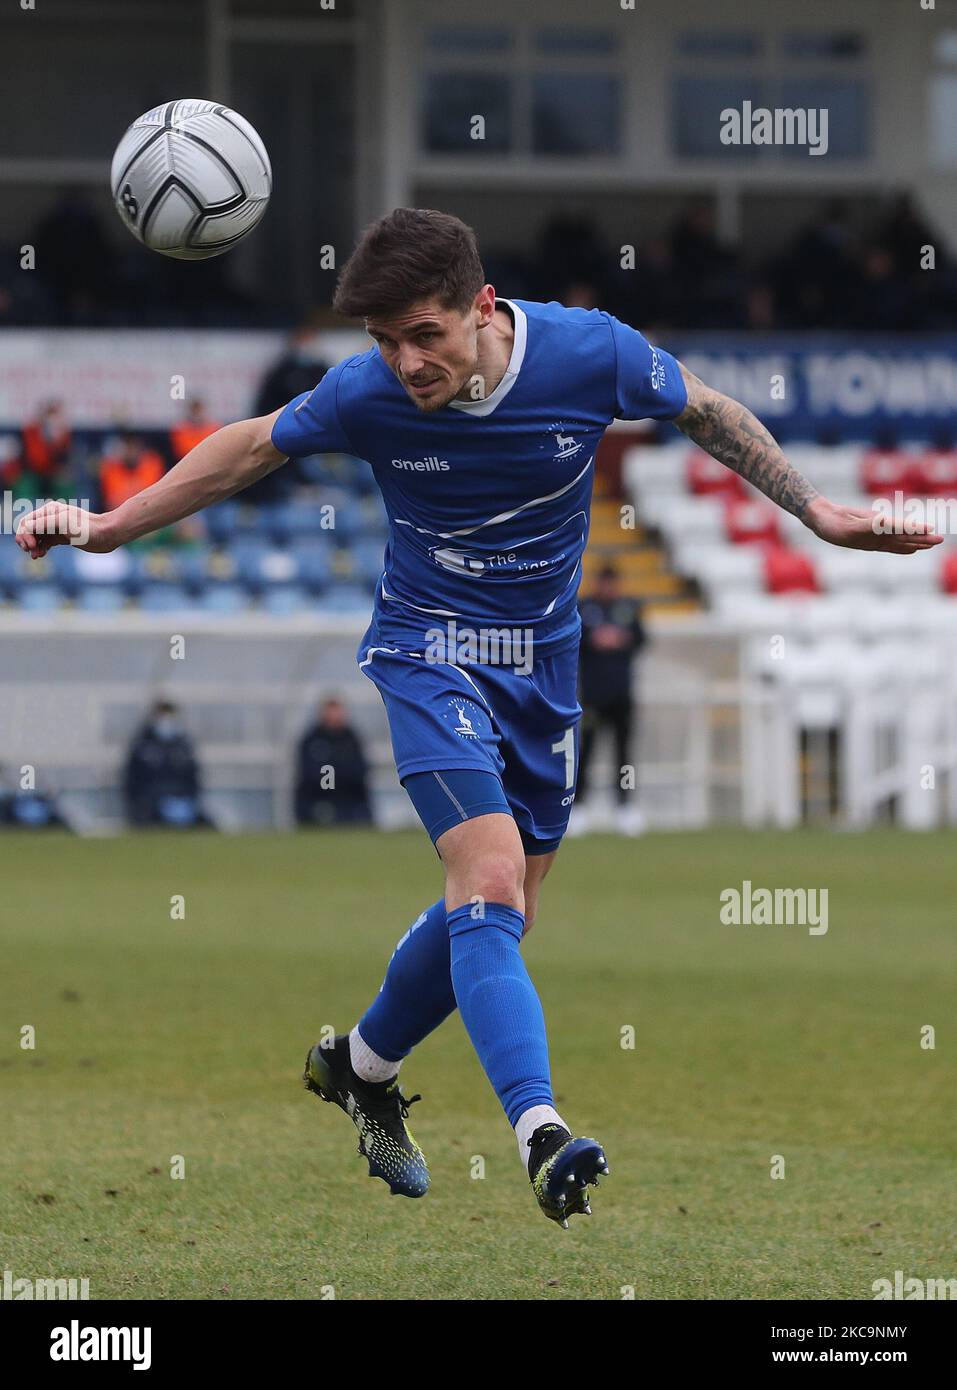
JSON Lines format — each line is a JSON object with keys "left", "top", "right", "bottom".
{"left": 2, "top": 190, "right": 954, "bottom": 334}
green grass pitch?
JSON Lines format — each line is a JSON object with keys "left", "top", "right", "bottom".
{"left": 2, "top": 828, "right": 954, "bottom": 1301}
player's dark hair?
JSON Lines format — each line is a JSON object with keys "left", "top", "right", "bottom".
{"left": 333, "top": 208, "right": 485, "bottom": 319}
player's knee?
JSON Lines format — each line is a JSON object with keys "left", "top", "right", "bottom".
{"left": 459, "top": 851, "right": 524, "bottom": 914}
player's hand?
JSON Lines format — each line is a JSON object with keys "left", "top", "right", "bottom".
{"left": 805, "top": 497, "right": 943, "bottom": 555}
{"left": 15, "top": 502, "right": 117, "bottom": 559}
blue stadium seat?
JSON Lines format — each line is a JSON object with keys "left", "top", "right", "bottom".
{"left": 291, "top": 538, "right": 333, "bottom": 594}
{"left": 77, "top": 586, "right": 126, "bottom": 614}
{"left": 229, "top": 537, "right": 273, "bottom": 594}
{"left": 262, "top": 584, "right": 311, "bottom": 615}
{"left": 352, "top": 536, "right": 386, "bottom": 586}
{"left": 195, "top": 584, "right": 248, "bottom": 614}
{"left": 317, "top": 584, "right": 373, "bottom": 613}
{"left": 323, "top": 487, "right": 362, "bottom": 547}
{"left": 261, "top": 499, "right": 342, "bottom": 546}
{"left": 138, "top": 583, "right": 197, "bottom": 613}
{"left": 205, "top": 500, "right": 242, "bottom": 546}
{"left": 48, "top": 545, "right": 79, "bottom": 597}
{"left": 0, "top": 544, "right": 23, "bottom": 597}
{"left": 175, "top": 547, "right": 216, "bottom": 594}
{"left": 18, "top": 584, "right": 63, "bottom": 613}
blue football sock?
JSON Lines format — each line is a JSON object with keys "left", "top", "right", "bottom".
{"left": 447, "top": 901, "right": 553, "bottom": 1126}
{"left": 357, "top": 898, "right": 456, "bottom": 1062}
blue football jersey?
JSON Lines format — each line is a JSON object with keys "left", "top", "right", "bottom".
{"left": 271, "top": 298, "right": 687, "bottom": 654}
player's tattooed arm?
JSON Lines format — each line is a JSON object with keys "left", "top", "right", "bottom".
{"left": 669, "top": 363, "right": 942, "bottom": 553}
{"left": 672, "top": 364, "right": 819, "bottom": 520}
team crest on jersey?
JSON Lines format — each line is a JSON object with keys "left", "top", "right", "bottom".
{"left": 545, "top": 423, "right": 585, "bottom": 462}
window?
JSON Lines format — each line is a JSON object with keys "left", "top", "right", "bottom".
{"left": 532, "top": 75, "right": 620, "bottom": 156}
{"left": 420, "top": 22, "right": 622, "bottom": 159}
{"left": 930, "top": 31, "right": 957, "bottom": 169}
{"left": 427, "top": 26, "right": 512, "bottom": 54}
{"left": 672, "top": 26, "right": 871, "bottom": 163}
{"left": 423, "top": 74, "right": 512, "bottom": 153}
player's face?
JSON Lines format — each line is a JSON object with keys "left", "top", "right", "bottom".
{"left": 366, "top": 290, "right": 495, "bottom": 413}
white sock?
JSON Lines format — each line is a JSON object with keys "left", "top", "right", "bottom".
{"left": 349, "top": 1026, "right": 401, "bottom": 1084}
{"left": 514, "top": 1104, "right": 567, "bottom": 1167}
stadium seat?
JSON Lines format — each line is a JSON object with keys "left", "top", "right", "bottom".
{"left": 77, "top": 586, "right": 126, "bottom": 613}
{"left": 47, "top": 544, "right": 79, "bottom": 597}
{"left": 291, "top": 538, "right": 333, "bottom": 594}
{"left": 764, "top": 546, "right": 819, "bottom": 595}
{"left": 261, "top": 584, "right": 311, "bottom": 615}
{"left": 725, "top": 498, "right": 780, "bottom": 546}
{"left": 622, "top": 442, "right": 689, "bottom": 503}
{"left": 260, "top": 500, "right": 337, "bottom": 546}
{"left": 204, "top": 500, "right": 242, "bottom": 545}
{"left": 196, "top": 583, "right": 248, "bottom": 614}
{"left": 783, "top": 445, "right": 861, "bottom": 494}
{"left": 0, "top": 543, "right": 24, "bottom": 597}
{"left": 686, "top": 450, "right": 743, "bottom": 498}
{"left": 351, "top": 536, "right": 387, "bottom": 587}
{"left": 673, "top": 541, "right": 763, "bottom": 594}
{"left": 911, "top": 450, "right": 957, "bottom": 496}
{"left": 642, "top": 494, "right": 724, "bottom": 542}
{"left": 18, "top": 583, "right": 63, "bottom": 613}
{"left": 817, "top": 549, "right": 887, "bottom": 591}
{"left": 870, "top": 548, "right": 941, "bottom": 593}
{"left": 860, "top": 449, "right": 915, "bottom": 495}
{"left": 941, "top": 552, "right": 957, "bottom": 594}
{"left": 139, "top": 583, "right": 197, "bottom": 612}
{"left": 317, "top": 584, "right": 373, "bottom": 613}
{"left": 228, "top": 537, "right": 295, "bottom": 593}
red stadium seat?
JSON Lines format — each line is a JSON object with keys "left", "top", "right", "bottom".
{"left": 764, "top": 545, "right": 819, "bottom": 595}
{"left": 686, "top": 450, "right": 743, "bottom": 498}
{"left": 725, "top": 498, "right": 780, "bottom": 546}
{"left": 859, "top": 449, "right": 915, "bottom": 496}
{"left": 941, "top": 552, "right": 957, "bottom": 595}
{"left": 910, "top": 451, "right": 957, "bottom": 497}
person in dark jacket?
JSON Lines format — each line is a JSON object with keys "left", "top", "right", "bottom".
{"left": 249, "top": 322, "right": 331, "bottom": 500}
{"left": 295, "top": 697, "right": 372, "bottom": 827}
{"left": 124, "top": 700, "right": 206, "bottom": 828}
{"left": 572, "top": 564, "right": 647, "bottom": 835}
{"left": 254, "top": 321, "right": 331, "bottom": 418}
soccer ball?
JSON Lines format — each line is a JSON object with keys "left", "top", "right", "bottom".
{"left": 110, "top": 98, "right": 271, "bottom": 260}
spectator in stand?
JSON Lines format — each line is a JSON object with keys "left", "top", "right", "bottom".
{"left": 295, "top": 696, "right": 373, "bottom": 828}
{"left": 17, "top": 400, "right": 73, "bottom": 498}
{"left": 879, "top": 193, "right": 941, "bottom": 278}
{"left": 99, "top": 432, "right": 165, "bottom": 512}
{"left": 32, "top": 188, "right": 117, "bottom": 324}
{"left": 853, "top": 245, "right": 916, "bottom": 331}
{"left": 250, "top": 321, "right": 332, "bottom": 499}
{"left": 170, "top": 397, "right": 221, "bottom": 462}
{"left": 772, "top": 201, "right": 861, "bottom": 328}
{"left": 669, "top": 199, "right": 746, "bottom": 328}
{"left": 255, "top": 320, "right": 331, "bottom": 416}
{"left": 0, "top": 764, "right": 67, "bottom": 830}
{"left": 124, "top": 700, "right": 208, "bottom": 829}
{"left": 534, "top": 214, "right": 607, "bottom": 309}
{"left": 570, "top": 565, "right": 647, "bottom": 837}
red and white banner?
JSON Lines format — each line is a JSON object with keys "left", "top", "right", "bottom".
{"left": 0, "top": 329, "right": 366, "bottom": 427}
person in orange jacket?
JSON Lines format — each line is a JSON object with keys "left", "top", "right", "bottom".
{"left": 170, "top": 398, "right": 221, "bottom": 462}
{"left": 99, "top": 433, "right": 166, "bottom": 512}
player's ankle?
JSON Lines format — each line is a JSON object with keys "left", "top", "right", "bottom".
{"left": 349, "top": 1026, "right": 401, "bottom": 1084}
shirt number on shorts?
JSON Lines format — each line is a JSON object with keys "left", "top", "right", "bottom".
{"left": 551, "top": 727, "right": 575, "bottom": 790}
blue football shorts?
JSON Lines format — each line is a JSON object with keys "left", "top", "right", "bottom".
{"left": 357, "top": 624, "right": 582, "bottom": 855}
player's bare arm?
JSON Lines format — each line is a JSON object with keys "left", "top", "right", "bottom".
{"left": 673, "top": 363, "right": 942, "bottom": 556}
{"left": 15, "top": 409, "right": 286, "bottom": 559}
